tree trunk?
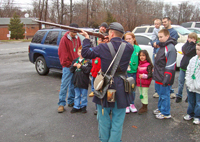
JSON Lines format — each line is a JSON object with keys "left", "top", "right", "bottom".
{"left": 39, "top": 0, "right": 45, "bottom": 29}
{"left": 44, "top": 0, "right": 48, "bottom": 21}
{"left": 60, "top": 0, "right": 64, "bottom": 24}
{"left": 70, "top": 0, "right": 73, "bottom": 24}
{"left": 86, "top": 0, "right": 89, "bottom": 26}
{"left": 57, "top": 0, "right": 60, "bottom": 23}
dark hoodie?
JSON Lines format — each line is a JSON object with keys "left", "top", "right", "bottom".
{"left": 153, "top": 37, "right": 177, "bottom": 86}
{"left": 180, "top": 40, "right": 196, "bottom": 71}
{"left": 70, "top": 58, "right": 92, "bottom": 89}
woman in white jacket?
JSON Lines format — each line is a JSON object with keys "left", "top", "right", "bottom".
{"left": 184, "top": 42, "right": 200, "bottom": 125}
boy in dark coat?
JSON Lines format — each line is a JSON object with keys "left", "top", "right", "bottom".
{"left": 153, "top": 29, "right": 177, "bottom": 119}
{"left": 70, "top": 46, "right": 92, "bottom": 113}
{"left": 176, "top": 32, "right": 197, "bottom": 103}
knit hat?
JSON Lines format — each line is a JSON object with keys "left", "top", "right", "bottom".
{"left": 100, "top": 22, "right": 108, "bottom": 28}
{"left": 69, "top": 23, "right": 79, "bottom": 28}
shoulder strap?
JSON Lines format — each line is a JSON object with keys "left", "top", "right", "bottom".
{"left": 107, "top": 42, "right": 116, "bottom": 59}
{"left": 110, "top": 42, "right": 126, "bottom": 76}
{"left": 104, "top": 42, "right": 126, "bottom": 76}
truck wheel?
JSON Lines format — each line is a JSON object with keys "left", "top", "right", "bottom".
{"left": 35, "top": 56, "right": 49, "bottom": 75}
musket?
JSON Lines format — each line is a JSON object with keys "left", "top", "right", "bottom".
{"left": 32, "top": 19, "right": 105, "bottom": 39}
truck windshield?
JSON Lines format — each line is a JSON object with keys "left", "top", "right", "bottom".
{"left": 174, "top": 27, "right": 191, "bottom": 35}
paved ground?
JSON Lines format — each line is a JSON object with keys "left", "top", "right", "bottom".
{"left": 0, "top": 42, "right": 199, "bottom": 142}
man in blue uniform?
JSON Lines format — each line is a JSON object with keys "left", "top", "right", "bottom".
{"left": 80, "top": 22, "right": 134, "bottom": 142}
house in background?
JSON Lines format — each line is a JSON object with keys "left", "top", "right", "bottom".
{"left": 0, "top": 18, "right": 39, "bottom": 40}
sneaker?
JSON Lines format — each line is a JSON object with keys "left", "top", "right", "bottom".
{"left": 81, "top": 106, "right": 87, "bottom": 113}
{"left": 68, "top": 103, "right": 74, "bottom": 107}
{"left": 130, "top": 104, "right": 137, "bottom": 113}
{"left": 89, "top": 92, "right": 94, "bottom": 97}
{"left": 153, "top": 108, "right": 161, "bottom": 115}
{"left": 183, "top": 114, "right": 193, "bottom": 121}
{"left": 193, "top": 118, "right": 200, "bottom": 125}
{"left": 57, "top": 106, "right": 65, "bottom": 113}
{"left": 175, "top": 97, "right": 182, "bottom": 103}
{"left": 155, "top": 113, "right": 171, "bottom": 119}
{"left": 170, "top": 93, "right": 176, "bottom": 99}
{"left": 70, "top": 108, "right": 80, "bottom": 113}
{"left": 153, "top": 93, "right": 159, "bottom": 98}
{"left": 126, "top": 107, "right": 130, "bottom": 114}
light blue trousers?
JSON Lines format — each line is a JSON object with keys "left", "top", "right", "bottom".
{"left": 97, "top": 102, "right": 126, "bottom": 142}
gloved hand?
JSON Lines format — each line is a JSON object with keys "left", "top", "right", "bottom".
{"left": 162, "top": 73, "right": 171, "bottom": 87}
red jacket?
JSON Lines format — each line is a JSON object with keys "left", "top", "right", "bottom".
{"left": 90, "top": 57, "right": 101, "bottom": 78}
{"left": 136, "top": 60, "right": 152, "bottom": 87}
{"left": 58, "top": 31, "right": 81, "bottom": 67}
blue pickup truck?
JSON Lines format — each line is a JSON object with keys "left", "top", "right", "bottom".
{"left": 28, "top": 28, "right": 88, "bottom": 75}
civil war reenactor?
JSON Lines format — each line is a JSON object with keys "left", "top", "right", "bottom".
{"left": 80, "top": 22, "right": 134, "bottom": 142}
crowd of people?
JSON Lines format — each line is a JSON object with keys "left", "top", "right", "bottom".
{"left": 56, "top": 17, "right": 200, "bottom": 142}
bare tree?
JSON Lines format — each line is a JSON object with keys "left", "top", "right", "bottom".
{"left": 2, "top": 0, "right": 198, "bottom": 31}
{"left": 0, "top": 0, "right": 22, "bottom": 17}
{"left": 44, "top": 0, "right": 48, "bottom": 21}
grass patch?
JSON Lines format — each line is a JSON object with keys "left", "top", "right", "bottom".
{"left": 0, "top": 39, "right": 32, "bottom": 42}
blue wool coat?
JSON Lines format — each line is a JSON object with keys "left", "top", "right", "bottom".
{"left": 82, "top": 37, "right": 134, "bottom": 109}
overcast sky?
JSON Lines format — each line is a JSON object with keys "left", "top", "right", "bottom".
{"left": 1, "top": 0, "right": 200, "bottom": 12}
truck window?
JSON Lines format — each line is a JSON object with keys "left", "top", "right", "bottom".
{"left": 61, "top": 31, "right": 67, "bottom": 38}
{"left": 31, "top": 31, "right": 47, "bottom": 43}
{"left": 181, "top": 23, "right": 192, "bottom": 28}
{"left": 135, "top": 36, "right": 150, "bottom": 45}
{"left": 134, "top": 28, "right": 147, "bottom": 33}
{"left": 148, "top": 27, "right": 154, "bottom": 33}
{"left": 44, "top": 31, "right": 59, "bottom": 45}
{"left": 195, "top": 23, "right": 200, "bottom": 28}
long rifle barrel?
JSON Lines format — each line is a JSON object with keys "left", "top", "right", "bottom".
{"left": 33, "top": 19, "right": 105, "bottom": 39}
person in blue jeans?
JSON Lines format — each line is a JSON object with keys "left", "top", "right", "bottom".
{"left": 153, "top": 29, "right": 177, "bottom": 119}
{"left": 175, "top": 33, "right": 197, "bottom": 103}
{"left": 153, "top": 17, "right": 179, "bottom": 99}
{"left": 184, "top": 43, "right": 200, "bottom": 125}
{"left": 57, "top": 23, "right": 81, "bottom": 113}
{"left": 70, "top": 46, "right": 92, "bottom": 113}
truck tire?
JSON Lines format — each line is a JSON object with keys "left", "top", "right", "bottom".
{"left": 35, "top": 56, "right": 49, "bottom": 75}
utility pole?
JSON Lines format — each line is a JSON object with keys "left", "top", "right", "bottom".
{"left": 24, "top": 13, "right": 29, "bottom": 40}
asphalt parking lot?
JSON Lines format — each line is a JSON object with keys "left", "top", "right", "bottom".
{"left": 0, "top": 42, "right": 199, "bottom": 142}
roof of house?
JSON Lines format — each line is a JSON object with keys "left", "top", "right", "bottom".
{"left": 0, "top": 18, "right": 38, "bottom": 25}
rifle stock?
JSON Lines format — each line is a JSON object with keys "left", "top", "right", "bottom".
{"left": 33, "top": 19, "right": 105, "bottom": 39}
